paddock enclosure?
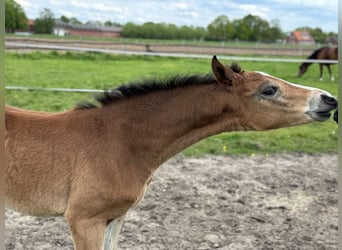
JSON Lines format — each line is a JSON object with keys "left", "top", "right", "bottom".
{"left": 6, "top": 154, "right": 337, "bottom": 249}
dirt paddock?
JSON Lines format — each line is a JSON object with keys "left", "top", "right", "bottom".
{"left": 5, "top": 153, "right": 337, "bottom": 250}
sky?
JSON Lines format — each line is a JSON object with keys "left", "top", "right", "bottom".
{"left": 17, "top": 0, "right": 338, "bottom": 33}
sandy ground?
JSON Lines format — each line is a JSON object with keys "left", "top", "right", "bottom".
{"left": 5, "top": 153, "right": 337, "bottom": 250}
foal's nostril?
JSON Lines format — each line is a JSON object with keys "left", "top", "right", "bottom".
{"left": 321, "top": 94, "right": 337, "bottom": 106}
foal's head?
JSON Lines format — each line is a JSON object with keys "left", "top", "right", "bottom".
{"left": 211, "top": 56, "right": 337, "bottom": 130}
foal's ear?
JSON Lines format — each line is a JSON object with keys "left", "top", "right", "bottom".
{"left": 211, "top": 55, "right": 234, "bottom": 86}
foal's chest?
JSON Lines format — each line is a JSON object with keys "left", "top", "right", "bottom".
{"left": 132, "top": 176, "right": 153, "bottom": 208}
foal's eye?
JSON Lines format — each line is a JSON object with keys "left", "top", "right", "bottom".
{"left": 261, "top": 86, "right": 278, "bottom": 97}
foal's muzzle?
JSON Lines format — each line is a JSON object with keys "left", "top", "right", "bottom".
{"left": 309, "top": 94, "right": 337, "bottom": 121}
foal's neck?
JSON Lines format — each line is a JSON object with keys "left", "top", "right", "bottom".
{"left": 104, "top": 84, "right": 240, "bottom": 169}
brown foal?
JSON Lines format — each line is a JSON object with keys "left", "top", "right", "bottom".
{"left": 5, "top": 56, "right": 337, "bottom": 249}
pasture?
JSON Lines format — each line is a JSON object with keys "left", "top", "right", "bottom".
{"left": 5, "top": 51, "right": 338, "bottom": 155}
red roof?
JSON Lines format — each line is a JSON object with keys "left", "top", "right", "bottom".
{"left": 287, "top": 30, "right": 315, "bottom": 44}
{"left": 292, "top": 31, "right": 314, "bottom": 42}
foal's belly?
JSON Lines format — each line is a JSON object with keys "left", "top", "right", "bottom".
{"left": 5, "top": 160, "right": 70, "bottom": 217}
{"left": 5, "top": 177, "right": 69, "bottom": 217}
{"left": 5, "top": 195, "right": 67, "bottom": 217}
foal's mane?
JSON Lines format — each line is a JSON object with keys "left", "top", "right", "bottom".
{"left": 76, "top": 63, "right": 242, "bottom": 110}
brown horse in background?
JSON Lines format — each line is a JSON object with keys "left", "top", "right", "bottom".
{"left": 5, "top": 56, "right": 337, "bottom": 250}
{"left": 298, "top": 46, "right": 338, "bottom": 81}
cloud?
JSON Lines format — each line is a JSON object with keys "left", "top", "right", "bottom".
{"left": 274, "top": 0, "right": 336, "bottom": 8}
{"left": 166, "top": 2, "right": 191, "bottom": 10}
{"left": 15, "top": 0, "right": 32, "bottom": 8}
{"left": 237, "top": 4, "right": 270, "bottom": 18}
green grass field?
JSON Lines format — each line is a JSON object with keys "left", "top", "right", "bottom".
{"left": 5, "top": 51, "right": 338, "bottom": 156}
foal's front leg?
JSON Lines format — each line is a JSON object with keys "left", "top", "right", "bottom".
{"left": 65, "top": 211, "right": 108, "bottom": 250}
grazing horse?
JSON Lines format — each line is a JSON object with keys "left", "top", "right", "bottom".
{"left": 5, "top": 56, "right": 337, "bottom": 250}
{"left": 298, "top": 46, "right": 338, "bottom": 81}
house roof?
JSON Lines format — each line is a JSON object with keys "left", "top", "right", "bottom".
{"left": 291, "top": 30, "right": 314, "bottom": 42}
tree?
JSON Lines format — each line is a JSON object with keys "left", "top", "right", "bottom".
{"left": 121, "top": 22, "right": 204, "bottom": 40}
{"left": 268, "top": 19, "right": 285, "bottom": 42}
{"left": 5, "top": 0, "right": 28, "bottom": 32}
{"left": 60, "top": 15, "right": 70, "bottom": 23}
{"left": 86, "top": 20, "right": 103, "bottom": 26}
{"left": 69, "top": 17, "right": 82, "bottom": 25}
{"left": 232, "top": 19, "right": 249, "bottom": 41}
{"left": 237, "top": 14, "right": 270, "bottom": 42}
{"left": 231, "top": 15, "right": 284, "bottom": 42}
{"left": 34, "top": 8, "right": 55, "bottom": 34}
{"left": 103, "top": 21, "right": 122, "bottom": 27}
{"left": 207, "top": 15, "right": 233, "bottom": 41}
{"left": 121, "top": 22, "right": 139, "bottom": 37}
{"left": 207, "top": 14, "right": 283, "bottom": 42}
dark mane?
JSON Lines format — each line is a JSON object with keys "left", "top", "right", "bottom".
{"left": 75, "top": 63, "right": 242, "bottom": 109}
{"left": 75, "top": 74, "right": 214, "bottom": 109}
{"left": 230, "top": 62, "right": 243, "bottom": 73}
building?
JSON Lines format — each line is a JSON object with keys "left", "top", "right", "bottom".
{"left": 286, "top": 30, "right": 315, "bottom": 45}
{"left": 53, "top": 20, "right": 122, "bottom": 38}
